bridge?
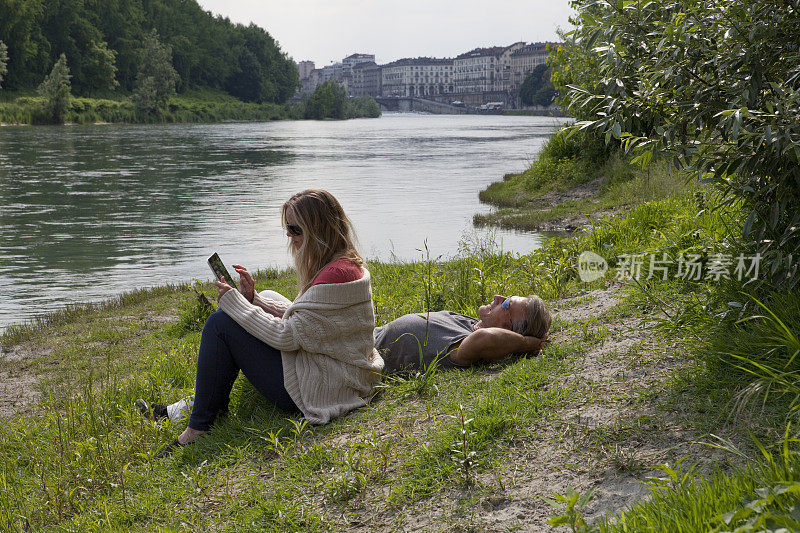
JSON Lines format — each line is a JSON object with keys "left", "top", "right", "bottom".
{"left": 374, "top": 97, "right": 469, "bottom": 114}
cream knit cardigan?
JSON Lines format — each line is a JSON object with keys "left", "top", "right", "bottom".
{"left": 218, "top": 270, "right": 384, "bottom": 424}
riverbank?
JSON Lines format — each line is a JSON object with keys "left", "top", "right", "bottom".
{"left": 474, "top": 128, "right": 694, "bottom": 232}
{"left": 0, "top": 88, "right": 380, "bottom": 125}
{"left": 1, "top": 178, "right": 794, "bottom": 529}
{"left": 469, "top": 127, "right": 800, "bottom": 528}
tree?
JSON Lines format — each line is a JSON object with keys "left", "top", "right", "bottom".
{"left": 0, "top": 0, "right": 49, "bottom": 90}
{"left": 519, "top": 63, "right": 555, "bottom": 107}
{"left": 37, "top": 53, "right": 72, "bottom": 124}
{"left": 0, "top": 41, "right": 7, "bottom": 88}
{"left": 0, "top": 0, "right": 299, "bottom": 102}
{"left": 82, "top": 40, "right": 119, "bottom": 93}
{"left": 133, "top": 30, "right": 179, "bottom": 118}
{"left": 557, "top": 0, "right": 800, "bottom": 288}
{"left": 94, "top": 0, "right": 146, "bottom": 91}
{"left": 225, "top": 23, "right": 299, "bottom": 103}
{"left": 227, "top": 47, "right": 264, "bottom": 102}
{"left": 347, "top": 95, "right": 381, "bottom": 118}
{"left": 305, "top": 80, "right": 347, "bottom": 119}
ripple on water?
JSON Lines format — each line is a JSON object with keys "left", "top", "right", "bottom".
{"left": 0, "top": 115, "right": 569, "bottom": 329}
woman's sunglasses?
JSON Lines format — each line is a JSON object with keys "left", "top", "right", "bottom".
{"left": 287, "top": 224, "right": 303, "bottom": 237}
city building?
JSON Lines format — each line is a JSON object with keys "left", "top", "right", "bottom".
{"left": 496, "top": 42, "right": 527, "bottom": 92}
{"left": 351, "top": 61, "right": 382, "bottom": 97}
{"left": 453, "top": 42, "right": 558, "bottom": 106}
{"left": 296, "top": 60, "right": 315, "bottom": 81}
{"left": 342, "top": 53, "right": 376, "bottom": 71}
{"left": 453, "top": 43, "right": 527, "bottom": 94}
{"left": 453, "top": 46, "right": 504, "bottom": 94}
{"left": 301, "top": 53, "right": 377, "bottom": 95}
{"left": 296, "top": 43, "right": 559, "bottom": 105}
{"left": 380, "top": 57, "right": 454, "bottom": 97}
{"left": 508, "top": 42, "right": 555, "bottom": 93}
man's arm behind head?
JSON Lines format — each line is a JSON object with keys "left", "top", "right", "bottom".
{"left": 448, "top": 327, "right": 546, "bottom": 366}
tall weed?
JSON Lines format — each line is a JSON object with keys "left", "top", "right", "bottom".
{"left": 597, "top": 428, "right": 800, "bottom": 532}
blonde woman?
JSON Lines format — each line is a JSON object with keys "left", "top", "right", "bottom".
{"left": 145, "top": 189, "right": 384, "bottom": 457}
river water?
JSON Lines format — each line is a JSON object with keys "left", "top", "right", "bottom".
{"left": 0, "top": 113, "right": 568, "bottom": 330}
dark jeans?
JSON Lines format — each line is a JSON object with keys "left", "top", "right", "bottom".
{"left": 188, "top": 309, "right": 298, "bottom": 431}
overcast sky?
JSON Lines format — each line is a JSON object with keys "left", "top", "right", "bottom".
{"left": 195, "top": 1, "right": 575, "bottom": 67}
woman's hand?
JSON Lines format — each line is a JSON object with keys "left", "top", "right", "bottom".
{"left": 232, "top": 264, "right": 255, "bottom": 303}
{"left": 214, "top": 277, "right": 234, "bottom": 302}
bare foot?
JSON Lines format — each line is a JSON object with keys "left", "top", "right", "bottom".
{"left": 177, "top": 427, "right": 206, "bottom": 445}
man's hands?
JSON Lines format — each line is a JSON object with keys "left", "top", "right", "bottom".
{"left": 233, "top": 264, "right": 255, "bottom": 303}
{"left": 451, "top": 328, "right": 548, "bottom": 366}
{"left": 525, "top": 334, "right": 547, "bottom": 355}
{"left": 215, "top": 264, "right": 255, "bottom": 303}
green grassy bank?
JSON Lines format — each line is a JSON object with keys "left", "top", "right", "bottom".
{"left": 474, "top": 129, "right": 693, "bottom": 232}
{"left": 0, "top": 89, "right": 381, "bottom": 125}
{"left": 470, "top": 124, "right": 800, "bottom": 530}
{"left": 3, "top": 164, "right": 800, "bottom": 529}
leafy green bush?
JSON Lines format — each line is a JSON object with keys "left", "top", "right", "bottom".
{"left": 304, "top": 80, "right": 347, "bottom": 119}
{"left": 557, "top": 0, "right": 800, "bottom": 289}
{"left": 540, "top": 127, "right": 614, "bottom": 166}
{"left": 302, "top": 81, "right": 380, "bottom": 120}
{"left": 346, "top": 95, "right": 380, "bottom": 118}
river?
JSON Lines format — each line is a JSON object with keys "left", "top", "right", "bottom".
{"left": 0, "top": 113, "right": 569, "bottom": 330}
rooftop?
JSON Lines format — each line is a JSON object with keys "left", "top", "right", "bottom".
{"left": 509, "top": 42, "right": 561, "bottom": 56}
{"left": 382, "top": 57, "right": 453, "bottom": 67}
{"left": 455, "top": 46, "right": 506, "bottom": 59}
{"left": 344, "top": 53, "right": 375, "bottom": 60}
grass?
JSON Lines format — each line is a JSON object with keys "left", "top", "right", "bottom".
{"left": 2, "top": 134, "right": 800, "bottom": 529}
{"left": 0, "top": 88, "right": 381, "bottom": 125}
{"left": 592, "top": 429, "right": 800, "bottom": 532}
{"left": 474, "top": 126, "right": 697, "bottom": 231}
{"left": 0, "top": 91, "right": 293, "bottom": 125}
{"left": 0, "top": 238, "right": 592, "bottom": 530}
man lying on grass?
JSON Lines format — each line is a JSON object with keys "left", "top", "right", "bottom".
{"left": 146, "top": 294, "right": 550, "bottom": 425}
{"left": 376, "top": 294, "right": 551, "bottom": 373}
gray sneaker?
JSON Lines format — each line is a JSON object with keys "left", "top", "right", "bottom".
{"left": 166, "top": 395, "right": 194, "bottom": 423}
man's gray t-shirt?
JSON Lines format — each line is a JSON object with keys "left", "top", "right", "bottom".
{"left": 374, "top": 311, "right": 478, "bottom": 373}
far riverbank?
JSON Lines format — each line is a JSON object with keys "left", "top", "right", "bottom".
{"left": 0, "top": 88, "right": 380, "bottom": 126}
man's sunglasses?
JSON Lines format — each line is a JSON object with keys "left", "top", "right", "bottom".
{"left": 501, "top": 296, "right": 513, "bottom": 310}
{"left": 287, "top": 224, "right": 303, "bottom": 237}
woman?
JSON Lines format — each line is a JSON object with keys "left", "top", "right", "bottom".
{"left": 144, "top": 189, "right": 384, "bottom": 457}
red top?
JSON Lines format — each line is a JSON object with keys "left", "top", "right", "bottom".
{"left": 309, "top": 258, "right": 363, "bottom": 287}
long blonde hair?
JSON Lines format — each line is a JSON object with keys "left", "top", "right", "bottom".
{"left": 282, "top": 189, "right": 363, "bottom": 293}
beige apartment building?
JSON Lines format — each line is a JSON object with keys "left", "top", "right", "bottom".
{"left": 453, "top": 42, "right": 558, "bottom": 105}
{"left": 454, "top": 43, "right": 528, "bottom": 94}
{"left": 453, "top": 47, "right": 505, "bottom": 93}
{"left": 508, "top": 42, "right": 554, "bottom": 93}
{"left": 351, "top": 61, "right": 381, "bottom": 97}
{"left": 381, "top": 58, "right": 454, "bottom": 97}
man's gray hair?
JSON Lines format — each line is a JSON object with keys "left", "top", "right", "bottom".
{"left": 510, "top": 295, "right": 552, "bottom": 338}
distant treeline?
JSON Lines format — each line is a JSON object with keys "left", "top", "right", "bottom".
{"left": 0, "top": 0, "right": 299, "bottom": 103}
